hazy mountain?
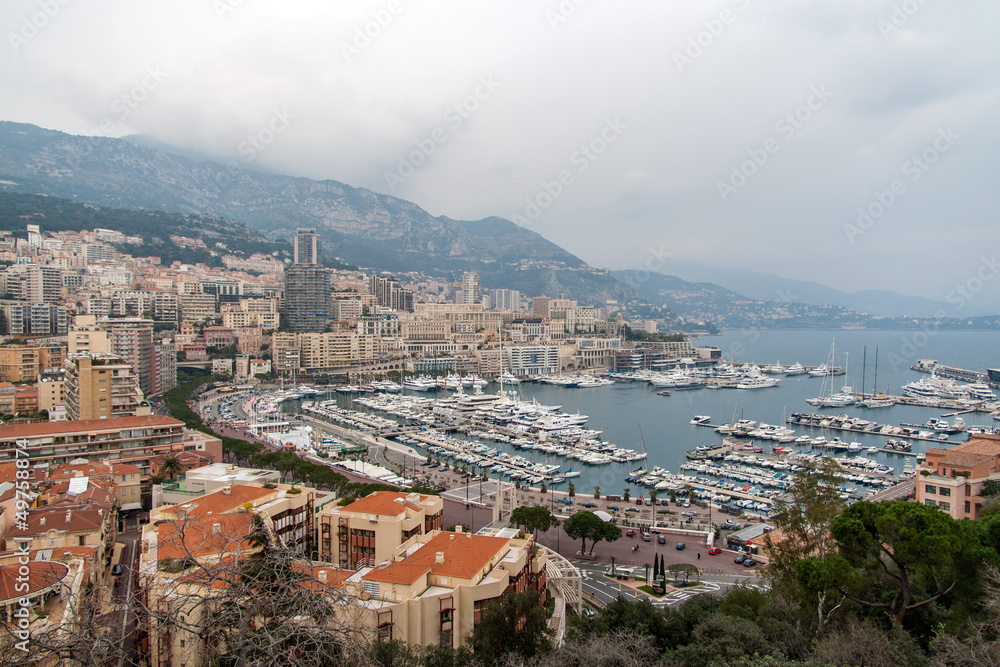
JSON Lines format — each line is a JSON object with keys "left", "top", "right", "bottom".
{"left": 656, "top": 259, "right": 959, "bottom": 318}
{"left": 0, "top": 121, "right": 635, "bottom": 305}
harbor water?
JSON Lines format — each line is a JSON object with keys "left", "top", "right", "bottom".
{"left": 283, "top": 329, "right": 999, "bottom": 497}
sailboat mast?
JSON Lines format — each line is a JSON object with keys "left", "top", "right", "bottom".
{"left": 873, "top": 346, "right": 879, "bottom": 398}
{"left": 862, "top": 345, "right": 867, "bottom": 399}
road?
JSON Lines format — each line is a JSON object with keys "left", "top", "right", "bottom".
{"left": 114, "top": 528, "right": 141, "bottom": 666}
{"left": 569, "top": 557, "right": 765, "bottom": 609}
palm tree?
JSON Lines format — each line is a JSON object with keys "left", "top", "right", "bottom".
{"left": 649, "top": 488, "right": 659, "bottom": 506}
{"left": 593, "top": 485, "right": 601, "bottom": 500}
{"left": 568, "top": 481, "right": 575, "bottom": 499}
{"left": 159, "top": 454, "right": 183, "bottom": 481}
{"left": 623, "top": 488, "right": 631, "bottom": 502}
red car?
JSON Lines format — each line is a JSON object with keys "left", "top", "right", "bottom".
{"left": 708, "top": 547, "right": 721, "bottom": 555}
{"left": 625, "top": 529, "right": 636, "bottom": 537}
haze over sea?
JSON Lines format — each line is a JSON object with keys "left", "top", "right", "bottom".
{"left": 320, "top": 329, "right": 999, "bottom": 497}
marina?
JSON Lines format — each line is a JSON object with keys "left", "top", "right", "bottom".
{"left": 235, "top": 330, "right": 1000, "bottom": 503}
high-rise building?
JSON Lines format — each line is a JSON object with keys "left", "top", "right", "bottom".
{"left": 492, "top": 289, "right": 521, "bottom": 312}
{"left": 293, "top": 228, "right": 321, "bottom": 266}
{"left": 460, "top": 272, "right": 480, "bottom": 305}
{"left": 109, "top": 324, "right": 155, "bottom": 397}
{"left": 369, "top": 274, "right": 414, "bottom": 312}
{"left": 64, "top": 353, "right": 143, "bottom": 420}
{"left": 152, "top": 341, "right": 177, "bottom": 395}
{"left": 283, "top": 265, "right": 332, "bottom": 332}
{"left": 531, "top": 296, "right": 551, "bottom": 317}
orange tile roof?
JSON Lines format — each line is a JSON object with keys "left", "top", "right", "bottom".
{"left": 112, "top": 463, "right": 142, "bottom": 475}
{"left": 49, "top": 462, "right": 115, "bottom": 480}
{"left": 0, "top": 415, "right": 183, "bottom": 440}
{"left": 3, "top": 506, "right": 107, "bottom": 539}
{"left": 955, "top": 438, "right": 1000, "bottom": 457}
{"left": 342, "top": 491, "right": 424, "bottom": 517}
{"left": 0, "top": 561, "right": 69, "bottom": 603}
{"left": 365, "top": 531, "right": 511, "bottom": 586}
{"left": 362, "top": 561, "right": 431, "bottom": 585}
{"left": 164, "top": 485, "right": 276, "bottom": 517}
{"left": 156, "top": 513, "right": 256, "bottom": 560}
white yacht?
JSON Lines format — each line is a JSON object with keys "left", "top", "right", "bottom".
{"left": 403, "top": 376, "right": 438, "bottom": 392}
{"left": 784, "top": 362, "right": 807, "bottom": 376}
{"left": 809, "top": 364, "right": 831, "bottom": 377}
{"left": 736, "top": 376, "right": 780, "bottom": 390}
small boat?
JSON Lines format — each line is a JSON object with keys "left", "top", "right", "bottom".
{"left": 690, "top": 415, "right": 711, "bottom": 425}
{"left": 657, "top": 390, "right": 671, "bottom": 396}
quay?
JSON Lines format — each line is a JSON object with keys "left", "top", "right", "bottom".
{"left": 910, "top": 359, "right": 1000, "bottom": 388}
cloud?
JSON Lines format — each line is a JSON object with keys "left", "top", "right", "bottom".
{"left": 0, "top": 0, "right": 997, "bottom": 304}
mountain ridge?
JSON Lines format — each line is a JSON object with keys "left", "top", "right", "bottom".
{"left": 0, "top": 121, "right": 641, "bottom": 305}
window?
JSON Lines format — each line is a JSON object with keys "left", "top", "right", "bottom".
{"left": 925, "top": 499, "right": 936, "bottom": 507}
{"left": 940, "top": 501, "right": 951, "bottom": 511}
{"left": 965, "top": 501, "right": 971, "bottom": 513}
{"left": 925, "top": 485, "right": 937, "bottom": 495}
{"left": 939, "top": 487, "right": 951, "bottom": 497}
{"left": 78, "top": 536, "right": 86, "bottom": 546}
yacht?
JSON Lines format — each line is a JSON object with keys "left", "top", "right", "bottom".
{"left": 736, "top": 376, "right": 780, "bottom": 390}
{"left": 809, "top": 364, "right": 832, "bottom": 377}
{"left": 403, "top": 376, "right": 438, "bottom": 392}
{"left": 859, "top": 397, "right": 895, "bottom": 408}
{"left": 763, "top": 363, "right": 786, "bottom": 375}
{"left": 690, "top": 415, "right": 712, "bottom": 425}
{"left": 784, "top": 362, "right": 807, "bottom": 376}
{"left": 498, "top": 371, "right": 521, "bottom": 385}
{"left": 372, "top": 380, "right": 402, "bottom": 393}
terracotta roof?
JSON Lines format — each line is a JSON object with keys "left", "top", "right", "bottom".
{"left": 111, "top": 463, "right": 141, "bottom": 475}
{"left": 936, "top": 451, "right": 994, "bottom": 469}
{"left": 156, "top": 513, "right": 256, "bottom": 560}
{"left": 3, "top": 506, "right": 107, "bottom": 540}
{"left": 0, "top": 561, "right": 69, "bottom": 603}
{"left": 0, "top": 415, "right": 183, "bottom": 440}
{"left": 362, "top": 561, "right": 430, "bottom": 585}
{"left": 16, "top": 386, "right": 38, "bottom": 398}
{"left": 163, "top": 485, "right": 277, "bottom": 517}
{"left": 954, "top": 438, "right": 1000, "bottom": 457}
{"left": 342, "top": 491, "right": 424, "bottom": 517}
{"left": 369, "top": 531, "right": 511, "bottom": 583}
{"left": 49, "top": 462, "right": 115, "bottom": 480}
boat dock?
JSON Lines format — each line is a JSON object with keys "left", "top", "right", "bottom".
{"left": 910, "top": 361, "right": 998, "bottom": 387}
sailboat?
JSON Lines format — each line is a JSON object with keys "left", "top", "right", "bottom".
{"left": 859, "top": 346, "right": 895, "bottom": 408}
{"left": 807, "top": 340, "right": 856, "bottom": 407}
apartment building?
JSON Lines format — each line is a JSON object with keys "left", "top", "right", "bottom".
{"left": 506, "top": 345, "right": 560, "bottom": 377}
{"left": 64, "top": 353, "right": 144, "bottom": 420}
{"left": 220, "top": 298, "right": 280, "bottom": 329}
{"left": 317, "top": 490, "right": 444, "bottom": 567}
{"left": 0, "top": 343, "right": 64, "bottom": 382}
{"left": 916, "top": 434, "right": 1000, "bottom": 520}
{"left": 0, "top": 415, "right": 191, "bottom": 477}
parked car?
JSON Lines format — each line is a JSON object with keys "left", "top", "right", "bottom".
{"left": 626, "top": 507, "right": 640, "bottom": 513}
{"left": 681, "top": 510, "right": 697, "bottom": 516}
{"left": 583, "top": 502, "right": 598, "bottom": 508}
{"left": 625, "top": 529, "right": 636, "bottom": 537}
{"left": 641, "top": 532, "right": 651, "bottom": 542}
{"left": 743, "top": 559, "right": 758, "bottom": 567}
{"left": 675, "top": 542, "right": 686, "bottom": 550}
{"left": 635, "top": 498, "right": 643, "bottom": 505}
{"left": 708, "top": 547, "right": 721, "bottom": 555}
{"left": 734, "top": 554, "right": 748, "bottom": 564}
{"left": 644, "top": 499, "right": 652, "bottom": 506}
{"left": 607, "top": 505, "right": 620, "bottom": 511}
{"left": 657, "top": 534, "right": 666, "bottom": 545}
{"left": 111, "top": 564, "right": 123, "bottom": 576}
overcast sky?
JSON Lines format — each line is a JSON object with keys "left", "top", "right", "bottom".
{"left": 2, "top": 0, "right": 998, "bottom": 308}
